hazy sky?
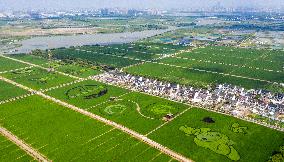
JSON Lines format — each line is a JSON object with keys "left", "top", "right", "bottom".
{"left": 1, "top": 0, "right": 284, "bottom": 10}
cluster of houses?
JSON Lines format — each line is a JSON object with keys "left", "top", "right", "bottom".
{"left": 92, "top": 71, "right": 284, "bottom": 123}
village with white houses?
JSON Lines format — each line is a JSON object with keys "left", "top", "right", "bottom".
{"left": 93, "top": 70, "right": 284, "bottom": 126}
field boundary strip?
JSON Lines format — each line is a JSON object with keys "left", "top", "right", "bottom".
{"left": 148, "top": 152, "right": 163, "bottom": 162}
{"left": 125, "top": 60, "right": 279, "bottom": 84}
{"left": 4, "top": 49, "right": 278, "bottom": 86}
{"left": 151, "top": 47, "right": 197, "bottom": 61}
{"left": 79, "top": 47, "right": 193, "bottom": 60}
{"left": 80, "top": 47, "right": 282, "bottom": 84}
{"left": 43, "top": 123, "right": 109, "bottom": 159}
{"left": 71, "top": 131, "right": 126, "bottom": 161}
{"left": 105, "top": 136, "right": 134, "bottom": 153}
{"left": 78, "top": 47, "right": 192, "bottom": 67}
{"left": 0, "top": 75, "right": 193, "bottom": 162}
{"left": 186, "top": 51, "right": 282, "bottom": 64}
{"left": 145, "top": 106, "right": 193, "bottom": 136}
{"left": 0, "top": 93, "right": 34, "bottom": 105}
{"left": 87, "top": 91, "right": 132, "bottom": 110}
{"left": 152, "top": 61, "right": 279, "bottom": 84}
{"left": 82, "top": 128, "right": 116, "bottom": 146}
{"left": 171, "top": 56, "right": 283, "bottom": 73}
{"left": 121, "top": 48, "right": 194, "bottom": 70}
{"left": 209, "top": 47, "right": 277, "bottom": 86}
{"left": 121, "top": 61, "right": 146, "bottom": 70}
{"left": 40, "top": 78, "right": 89, "bottom": 92}
{"left": 0, "top": 55, "right": 82, "bottom": 80}
{"left": 79, "top": 49, "right": 148, "bottom": 61}
{"left": 0, "top": 127, "right": 50, "bottom": 162}
{"left": 0, "top": 65, "right": 35, "bottom": 74}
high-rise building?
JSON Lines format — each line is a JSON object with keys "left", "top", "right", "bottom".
{"left": 100, "top": 8, "right": 109, "bottom": 16}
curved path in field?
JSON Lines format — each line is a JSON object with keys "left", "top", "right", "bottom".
{"left": 0, "top": 76, "right": 192, "bottom": 162}
{"left": 0, "top": 56, "right": 193, "bottom": 162}
{"left": 128, "top": 100, "right": 155, "bottom": 120}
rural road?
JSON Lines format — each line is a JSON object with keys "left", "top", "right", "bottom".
{"left": 0, "top": 75, "right": 193, "bottom": 162}
{"left": 0, "top": 127, "right": 50, "bottom": 162}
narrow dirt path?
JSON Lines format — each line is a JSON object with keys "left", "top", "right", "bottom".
{"left": 0, "top": 75, "right": 193, "bottom": 162}
{"left": 0, "top": 127, "right": 50, "bottom": 162}
{"left": 0, "top": 54, "right": 81, "bottom": 80}
{"left": 128, "top": 100, "right": 155, "bottom": 120}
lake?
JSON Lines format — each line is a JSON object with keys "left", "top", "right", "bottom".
{"left": 9, "top": 29, "right": 170, "bottom": 54}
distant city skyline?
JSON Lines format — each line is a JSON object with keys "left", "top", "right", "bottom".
{"left": 1, "top": 0, "right": 284, "bottom": 11}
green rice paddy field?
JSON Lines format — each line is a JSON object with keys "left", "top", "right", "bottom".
{"left": 125, "top": 62, "right": 272, "bottom": 89}
{"left": 0, "top": 95, "right": 173, "bottom": 162}
{"left": 148, "top": 108, "right": 284, "bottom": 162}
{"left": 79, "top": 43, "right": 185, "bottom": 60}
{"left": 55, "top": 63, "right": 102, "bottom": 78}
{"left": 9, "top": 54, "right": 49, "bottom": 65}
{"left": 49, "top": 42, "right": 186, "bottom": 68}
{"left": 125, "top": 46, "right": 284, "bottom": 91}
{"left": 53, "top": 47, "right": 141, "bottom": 68}
{"left": 47, "top": 83, "right": 189, "bottom": 134}
{"left": 45, "top": 80, "right": 129, "bottom": 108}
{"left": 0, "top": 47, "right": 283, "bottom": 162}
{"left": 94, "top": 91, "right": 188, "bottom": 134}
{"left": 8, "top": 54, "right": 102, "bottom": 78}
{"left": 0, "top": 56, "right": 29, "bottom": 71}
{"left": 0, "top": 80, "right": 28, "bottom": 101}
{"left": 0, "top": 134, "right": 34, "bottom": 162}
{"left": 1, "top": 67, "right": 75, "bottom": 90}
